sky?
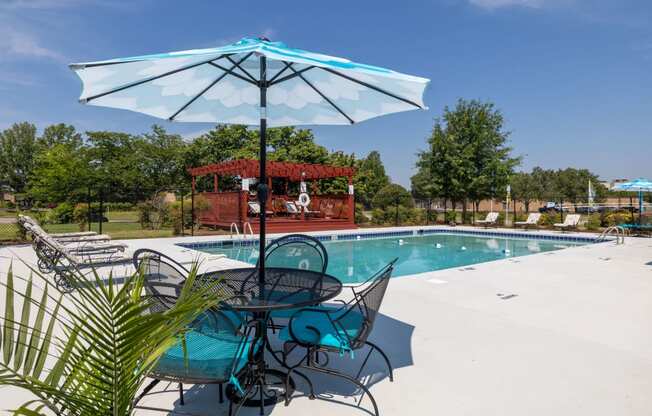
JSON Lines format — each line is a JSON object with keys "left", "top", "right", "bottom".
{"left": 1, "top": 0, "right": 651, "bottom": 187}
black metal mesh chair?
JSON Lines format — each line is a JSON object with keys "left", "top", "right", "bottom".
{"left": 132, "top": 249, "right": 254, "bottom": 414}
{"left": 260, "top": 233, "right": 328, "bottom": 273}
{"left": 258, "top": 234, "right": 329, "bottom": 329}
{"left": 279, "top": 258, "right": 398, "bottom": 416}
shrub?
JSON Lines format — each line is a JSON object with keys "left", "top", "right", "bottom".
{"left": 48, "top": 202, "right": 75, "bottom": 224}
{"left": 602, "top": 211, "right": 634, "bottom": 227}
{"left": 371, "top": 208, "right": 386, "bottom": 225}
{"left": 445, "top": 211, "right": 457, "bottom": 224}
{"left": 355, "top": 203, "right": 368, "bottom": 224}
{"left": 585, "top": 213, "right": 601, "bottom": 231}
{"left": 371, "top": 184, "right": 413, "bottom": 210}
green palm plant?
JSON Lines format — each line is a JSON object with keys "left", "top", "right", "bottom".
{"left": 0, "top": 260, "right": 222, "bottom": 415}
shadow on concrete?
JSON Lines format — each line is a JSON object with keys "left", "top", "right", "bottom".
{"left": 149, "top": 310, "right": 414, "bottom": 415}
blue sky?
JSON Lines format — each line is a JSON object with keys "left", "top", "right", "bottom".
{"left": 1, "top": 0, "right": 650, "bottom": 187}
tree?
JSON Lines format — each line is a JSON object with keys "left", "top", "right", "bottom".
{"left": 28, "top": 143, "right": 90, "bottom": 203}
{"left": 412, "top": 99, "right": 519, "bottom": 220}
{"left": 0, "top": 122, "right": 38, "bottom": 193}
{"left": 354, "top": 151, "right": 390, "bottom": 209}
{"left": 39, "top": 123, "right": 83, "bottom": 149}
{"left": 510, "top": 172, "right": 538, "bottom": 213}
{"left": 555, "top": 168, "right": 606, "bottom": 207}
{"left": 372, "top": 183, "right": 413, "bottom": 209}
{"left": 140, "top": 125, "right": 187, "bottom": 194}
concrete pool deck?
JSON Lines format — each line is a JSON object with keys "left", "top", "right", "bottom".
{"left": 0, "top": 227, "right": 651, "bottom": 415}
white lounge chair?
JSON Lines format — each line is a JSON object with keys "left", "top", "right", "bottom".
{"left": 514, "top": 213, "right": 542, "bottom": 229}
{"left": 554, "top": 214, "right": 581, "bottom": 231}
{"left": 19, "top": 215, "right": 109, "bottom": 242}
{"left": 475, "top": 212, "right": 499, "bottom": 227}
{"left": 248, "top": 201, "right": 274, "bottom": 216}
{"left": 285, "top": 201, "right": 300, "bottom": 215}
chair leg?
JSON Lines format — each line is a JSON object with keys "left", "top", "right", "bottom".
{"left": 365, "top": 341, "right": 394, "bottom": 382}
{"left": 219, "top": 383, "right": 224, "bottom": 403}
{"left": 300, "top": 364, "right": 379, "bottom": 416}
{"left": 133, "top": 378, "right": 160, "bottom": 407}
{"left": 178, "top": 383, "right": 184, "bottom": 406}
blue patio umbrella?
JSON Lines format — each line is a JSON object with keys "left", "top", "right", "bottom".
{"left": 614, "top": 178, "right": 652, "bottom": 225}
{"left": 69, "top": 37, "right": 430, "bottom": 282}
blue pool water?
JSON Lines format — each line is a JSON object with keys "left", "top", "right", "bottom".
{"left": 195, "top": 233, "right": 589, "bottom": 284}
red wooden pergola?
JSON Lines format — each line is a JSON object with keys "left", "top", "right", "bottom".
{"left": 189, "top": 159, "right": 357, "bottom": 233}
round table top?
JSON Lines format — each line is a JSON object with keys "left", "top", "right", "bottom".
{"left": 196, "top": 267, "right": 343, "bottom": 312}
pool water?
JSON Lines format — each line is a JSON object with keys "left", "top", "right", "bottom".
{"left": 197, "top": 233, "right": 588, "bottom": 284}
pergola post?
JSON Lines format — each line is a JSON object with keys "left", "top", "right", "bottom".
{"left": 213, "top": 174, "right": 218, "bottom": 192}
{"left": 191, "top": 176, "right": 196, "bottom": 236}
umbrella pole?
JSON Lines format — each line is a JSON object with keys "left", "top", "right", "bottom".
{"left": 258, "top": 55, "right": 268, "bottom": 286}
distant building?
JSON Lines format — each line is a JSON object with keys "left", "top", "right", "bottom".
{"left": 602, "top": 178, "right": 630, "bottom": 191}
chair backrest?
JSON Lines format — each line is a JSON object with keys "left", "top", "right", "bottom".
{"left": 133, "top": 249, "right": 189, "bottom": 301}
{"left": 248, "top": 201, "right": 261, "bottom": 214}
{"left": 338, "top": 258, "right": 396, "bottom": 348}
{"left": 261, "top": 234, "right": 328, "bottom": 274}
{"left": 565, "top": 214, "right": 581, "bottom": 226}
{"left": 285, "top": 201, "right": 300, "bottom": 214}
{"left": 487, "top": 212, "right": 499, "bottom": 222}
{"left": 528, "top": 213, "right": 542, "bottom": 223}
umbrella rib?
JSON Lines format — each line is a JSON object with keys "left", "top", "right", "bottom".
{"left": 81, "top": 54, "right": 231, "bottom": 103}
{"left": 269, "top": 65, "right": 315, "bottom": 86}
{"left": 267, "top": 62, "right": 293, "bottom": 84}
{"left": 322, "top": 67, "right": 423, "bottom": 109}
{"left": 169, "top": 53, "right": 255, "bottom": 121}
{"left": 225, "top": 55, "right": 258, "bottom": 84}
{"left": 289, "top": 67, "right": 354, "bottom": 124}
{"left": 208, "top": 62, "right": 258, "bottom": 85}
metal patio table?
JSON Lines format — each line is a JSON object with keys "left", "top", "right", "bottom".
{"left": 196, "top": 267, "right": 342, "bottom": 414}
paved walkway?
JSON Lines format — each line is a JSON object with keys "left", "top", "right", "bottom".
{"left": 0, "top": 230, "right": 650, "bottom": 415}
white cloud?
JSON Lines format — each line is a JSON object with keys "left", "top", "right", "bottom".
{"left": 0, "top": 29, "right": 64, "bottom": 61}
{"left": 468, "top": 0, "right": 544, "bottom": 9}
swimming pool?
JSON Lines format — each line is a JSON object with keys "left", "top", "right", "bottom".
{"left": 188, "top": 231, "right": 591, "bottom": 283}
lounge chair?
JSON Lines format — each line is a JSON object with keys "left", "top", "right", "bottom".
{"left": 19, "top": 215, "right": 110, "bottom": 243}
{"left": 514, "top": 213, "right": 542, "bottom": 229}
{"left": 32, "top": 233, "right": 131, "bottom": 291}
{"left": 554, "top": 214, "right": 581, "bottom": 231}
{"left": 247, "top": 201, "right": 273, "bottom": 217}
{"left": 280, "top": 259, "right": 398, "bottom": 416}
{"left": 475, "top": 212, "right": 499, "bottom": 227}
{"left": 285, "top": 201, "right": 301, "bottom": 216}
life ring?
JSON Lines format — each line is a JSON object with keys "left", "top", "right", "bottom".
{"left": 298, "top": 192, "right": 311, "bottom": 207}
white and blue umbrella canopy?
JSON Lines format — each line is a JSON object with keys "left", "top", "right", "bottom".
{"left": 613, "top": 178, "right": 652, "bottom": 192}
{"left": 69, "top": 37, "right": 429, "bottom": 126}
{"left": 614, "top": 178, "right": 652, "bottom": 224}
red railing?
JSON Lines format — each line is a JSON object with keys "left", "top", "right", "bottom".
{"left": 199, "top": 192, "right": 243, "bottom": 225}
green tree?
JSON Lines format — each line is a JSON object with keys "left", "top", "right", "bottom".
{"left": 510, "top": 171, "right": 538, "bottom": 213}
{"left": 28, "top": 143, "right": 90, "bottom": 203}
{"left": 354, "top": 151, "right": 390, "bottom": 209}
{"left": 38, "top": 123, "right": 83, "bottom": 149}
{"left": 0, "top": 122, "right": 38, "bottom": 193}
{"left": 140, "top": 125, "right": 188, "bottom": 194}
{"left": 372, "top": 183, "right": 413, "bottom": 209}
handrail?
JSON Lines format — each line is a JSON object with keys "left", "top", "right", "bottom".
{"left": 597, "top": 226, "right": 625, "bottom": 245}
{"left": 243, "top": 222, "right": 254, "bottom": 239}
{"left": 229, "top": 223, "right": 240, "bottom": 239}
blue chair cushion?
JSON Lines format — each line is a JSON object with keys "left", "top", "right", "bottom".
{"left": 154, "top": 312, "right": 253, "bottom": 382}
{"left": 279, "top": 306, "right": 365, "bottom": 353}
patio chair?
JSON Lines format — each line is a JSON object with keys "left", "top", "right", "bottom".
{"left": 514, "top": 212, "right": 541, "bottom": 229}
{"left": 260, "top": 234, "right": 329, "bottom": 329}
{"left": 285, "top": 201, "right": 301, "bottom": 216}
{"left": 33, "top": 233, "right": 131, "bottom": 291}
{"left": 19, "top": 215, "right": 101, "bottom": 240}
{"left": 475, "top": 212, "right": 499, "bottom": 227}
{"left": 24, "top": 221, "right": 112, "bottom": 246}
{"left": 248, "top": 201, "right": 274, "bottom": 217}
{"left": 554, "top": 214, "right": 581, "bottom": 231}
{"left": 280, "top": 259, "right": 398, "bottom": 416}
{"left": 132, "top": 249, "right": 256, "bottom": 414}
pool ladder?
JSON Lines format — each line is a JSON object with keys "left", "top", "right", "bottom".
{"left": 230, "top": 222, "right": 254, "bottom": 239}
{"left": 597, "top": 226, "right": 625, "bottom": 245}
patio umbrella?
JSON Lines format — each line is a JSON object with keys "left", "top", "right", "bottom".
{"left": 69, "top": 36, "right": 430, "bottom": 283}
{"left": 614, "top": 178, "right": 652, "bottom": 225}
